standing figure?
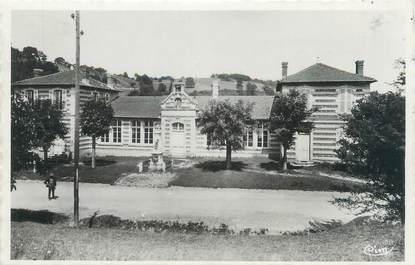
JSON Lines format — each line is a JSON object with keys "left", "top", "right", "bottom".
{"left": 44, "top": 173, "right": 57, "bottom": 200}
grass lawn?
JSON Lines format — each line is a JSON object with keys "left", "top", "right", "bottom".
{"left": 14, "top": 156, "right": 142, "bottom": 184}
{"left": 11, "top": 217, "right": 403, "bottom": 261}
{"left": 15, "top": 156, "right": 365, "bottom": 192}
{"left": 170, "top": 159, "right": 365, "bottom": 192}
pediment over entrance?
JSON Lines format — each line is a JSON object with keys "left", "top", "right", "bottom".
{"left": 161, "top": 90, "right": 198, "bottom": 111}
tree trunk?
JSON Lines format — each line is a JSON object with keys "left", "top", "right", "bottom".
{"left": 91, "top": 136, "right": 96, "bottom": 169}
{"left": 226, "top": 142, "right": 232, "bottom": 170}
{"left": 43, "top": 147, "right": 48, "bottom": 169}
{"left": 282, "top": 144, "right": 288, "bottom": 171}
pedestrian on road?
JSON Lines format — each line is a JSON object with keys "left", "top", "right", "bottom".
{"left": 44, "top": 172, "right": 57, "bottom": 200}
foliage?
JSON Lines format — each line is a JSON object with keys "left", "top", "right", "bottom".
{"left": 185, "top": 77, "right": 195, "bottom": 88}
{"left": 80, "top": 99, "right": 114, "bottom": 138}
{"left": 335, "top": 91, "right": 405, "bottom": 221}
{"left": 263, "top": 85, "right": 275, "bottom": 95}
{"left": 212, "top": 73, "right": 251, "bottom": 82}
{"left": 246, "top": 82, "right": 257, "bottom": 95}
{"left": 157, "top": 82, "right": 168, "bottom": 95}
{"left": 270, "top": 90, "right": 314, "bottom": 170}
{"left": 236, "top": 79, "right": 244, "bottom": 95}
{"left": 80, "top": 65, "right": 108, "bottom": 83}
{"left": 128, "top": 90, "right": 140, "bottom": 96}
{"left": 11, "top": 94, "right": 38, "bottom": 171}
{"left": 198, "top": 100, "right": 253, "bottom": 169}
{"left": 392, "top": 58, "right": 405, "bottom": 93}
{"left": 80, "top": 99, "right": 114, "bottom": 168}
{"left": 11, "top": 46, "right": 58, "bottom": 82}
{"left": 32, "top": 100, "right": 68, "bottom": 162}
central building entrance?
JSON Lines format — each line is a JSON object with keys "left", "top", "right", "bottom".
{"left": 170, "top": 122, "right": 186, "bottom": 157}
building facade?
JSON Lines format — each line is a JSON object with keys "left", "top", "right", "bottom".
{"left": 279, "top": 61, "right": 376, "bottom": 162}
{"left": 12, "top": 61, "right": 376, "bottom": 162}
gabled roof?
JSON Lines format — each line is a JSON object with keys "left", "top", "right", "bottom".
{"left": 111, "top": 95, "right": 275, "bottom": 120}
{"left": 12, "top": 70, "right": 117, "bottom": 91}
{"left": 281, "top": 63, "right": 376, "bottom": 84}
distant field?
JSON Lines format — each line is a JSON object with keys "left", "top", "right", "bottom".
{"left": 11, "top": 217, "right": 403, "bottom": 261}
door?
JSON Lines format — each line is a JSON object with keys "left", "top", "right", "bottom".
{"left": 170, "top": 122, "right": 186, "bottom": 157}
{"left": 295, "top": 133, "right": 310, "bottom": 161}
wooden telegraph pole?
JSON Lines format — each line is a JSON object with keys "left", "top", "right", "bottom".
{"left": 73, "top": 10, "right": 81, "bottom": 226}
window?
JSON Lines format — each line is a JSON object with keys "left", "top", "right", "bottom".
{"left": 53, "top": 90, "right": 63, "bottom": 109}
{"left": 172, "top": 122, "right": 184, "bottom": 131}
{"left": 101, "top": 132, "right": 109, "bottom": 142}
{"left": 144, "top": 121, "right": 153, "bottom": 144}
{"left": 112, "top": 120, "right": 122, "bottom": 143}
{"left": 243, "top": 131, "right": 253, "bottom": 147}
{"left": 131, "top": 120, "right": 141, "bottom": 143}
{"left": 105, "top": 93, "right": 109, "bottom": 101}
{"left": 92, "top": 92, "right": 99, "bottom": 101}
{"left": 256, "top": 122, "right": 269, "bottom": 148}
{"left": 174, "top": 98, "right": 182, "bottom": 108}
{"left": 26, "top": 90, "right": 35, "bottom": 104}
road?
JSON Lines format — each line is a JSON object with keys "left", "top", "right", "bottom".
{"left": 12, "top": 180, "right": 357, "bottom": 234}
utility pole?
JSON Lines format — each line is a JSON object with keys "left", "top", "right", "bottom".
{"left": 72, "top": 10, "right": 81, "bottom": 226}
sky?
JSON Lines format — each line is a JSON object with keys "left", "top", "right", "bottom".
{"left": 12, "top": 10, "right": 406, "bottom": 92}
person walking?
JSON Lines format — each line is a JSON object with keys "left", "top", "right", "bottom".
{"left": 44, "top": 172, "right": 57, "bottom": 200}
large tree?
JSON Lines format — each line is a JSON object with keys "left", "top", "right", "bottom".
{"left": 11, "top": 94, "right": 37, "bottom": 171}
{"left": 335, "top": 91, "right": 405, "bottom": 221}
{"left": 198, "top": 99, "right": 253, "bottom": 169}
{"left": 80, "top": 99, "right": 114, "bottom": 168}
{"left": 32, "top": 100, "right": 68, "bottom": 165}
{"left": 11, "top": 46, "right": 59, "bottom": 82}
{"left": 269, "top": 90, "right": 314, "bottom": 170}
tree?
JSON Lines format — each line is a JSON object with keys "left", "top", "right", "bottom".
{"left": 236, "top": 80, "right": 244, "bottom": 95}
{"left": 158, "top": 82, "right": 168, "bottom": 95}
{"left": 11, "top": 46, "right": 59, "bottom": 82}
{"left": 335, "top": 91, "right": 405, "bottom": 221}
{"left": 392, "top": 58, "right": 405, "bottom": 93}
{"left": 80, "top": 99, "right": 114, "bottom": 168}
{"left": 269, "top": 90, "right": 314, "bottom": 170}
{"left": 32, "top": 99, "right": 68, "bottom": 166}
{"left": 246, "top": 82, "right": 257, "bottom": 96}
{"left": 198, "top": 99, "right": 253, "bottom": 169}
{"left": 11, "top": 94, "right": 38, "bottom": 171}
{"left": 185, "top": 77, "right": 195, "bottom": 88}
{"left": 123, "top": 72, "right": 129, "bottom": 78}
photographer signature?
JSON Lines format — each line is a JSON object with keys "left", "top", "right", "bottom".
{"left": 363, "top": 241, "right": 395, "bottom": 256}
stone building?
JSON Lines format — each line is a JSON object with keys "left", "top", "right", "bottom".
{"left": 12, "top": 61, "right": 376, "bottom": 162}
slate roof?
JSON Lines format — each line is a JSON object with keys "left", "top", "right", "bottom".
{"left": 12, "top": 70, "right": 117, "bottom": 91}
{"left": 111, "top": 96, "right": 166, "bottom": 118}
{"left": 194, "top": 96, "right": 274, "bottom": 120}
{"left": 281, "top": 63, "right": 376, "bottom": 84}
{"left": 111, "top": 95, "right": 275, "bottom": 120}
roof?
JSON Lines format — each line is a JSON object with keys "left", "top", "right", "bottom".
{"left": 12, "top": 70, "right": 117, "bottom": 91}
{"left": 111, "top": 96, "right": 166, "bottom": 118}
{"left": 111, "top": 95, "right": 275, "bottom": 120}
{"left": 281, "top": 63, "right": 377, "bottom": 84}
{"left": 194, "top": 96, "right": 274, "bottom": 120}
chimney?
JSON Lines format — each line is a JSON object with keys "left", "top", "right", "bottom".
{"left": 281, "top": 62, "right": 288, "bottom": 78}
{"left": 211, "top": 78, "right": 220, "bottom": 98}
{"left": 33, "top": 68, "right": 44, "bottom": 77}
{"left": 355, "top": 60, "right": 364, "bottom": 75}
